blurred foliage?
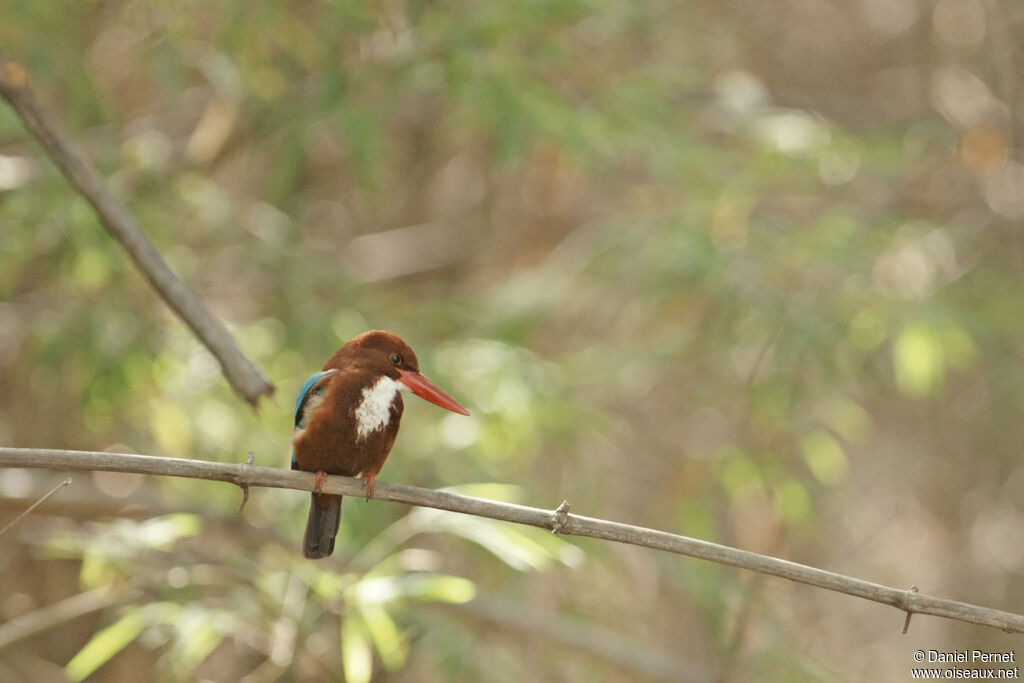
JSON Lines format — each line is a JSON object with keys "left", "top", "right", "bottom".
{"left": 2, "top": 0, "right": 1024, "bottom": 680}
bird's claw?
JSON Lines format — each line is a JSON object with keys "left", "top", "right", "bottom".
{"left": 362, "top": 474, "right": 375, "bottom": 501}
{"left": 313, "top": 470, "right": 326, "bottom": 493}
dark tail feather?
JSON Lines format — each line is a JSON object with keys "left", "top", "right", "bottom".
{"left": 303, "top": 493, "right": 342, "bottom": 559}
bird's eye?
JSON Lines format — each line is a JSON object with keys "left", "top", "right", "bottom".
{"left": 389, "top": 353, "right": 401, "bottom": 365}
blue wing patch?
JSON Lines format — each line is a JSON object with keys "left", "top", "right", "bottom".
{"left": 291, "top": 370, "right": 336, "bottom": 469}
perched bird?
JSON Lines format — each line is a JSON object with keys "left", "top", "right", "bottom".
{"left": 291, "top": 330, "right": 470, "bottom": 559}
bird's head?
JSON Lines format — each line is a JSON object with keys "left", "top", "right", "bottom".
{"left": 327, "top": 330, "right": 470, "bottom": 416}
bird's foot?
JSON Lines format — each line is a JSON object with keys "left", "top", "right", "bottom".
{"left": 362, "top": 474, "right": 375, "bottom": 500}
{"left": 313, "top": 470, "right": 326, "bottom": 493}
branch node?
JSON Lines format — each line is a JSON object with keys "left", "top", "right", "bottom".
{"left": 551, "top": 500, "right": 571, "bottom": 534}
{"left": 236, "top": 452, "right": 255, "bottom": 515}
{"left": 901, "top": 585, "right": 919, "bottom": 634}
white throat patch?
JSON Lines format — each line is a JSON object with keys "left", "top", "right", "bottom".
{"left": 354, "top": 375, "right": 408, "bottom": 440}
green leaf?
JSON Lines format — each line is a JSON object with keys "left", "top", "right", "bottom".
{"left": 893, "top": 325, "right": 945, "bottom": 397}
{"left": 399, "top": 574, "right": 476, "bottom": 604}
{"left": 65, "top": 609, "right": 146, "bottom": 682}
{"left": 341, "top": 616, "right": 373, "bottom": 683}
{"left": 801, "top": 430, "right": 848, "bottom": 487}
{"left": 772, "top": 478, "right": 813, "bottom": 525}
{"left": 407, "top": 511, "right": 556, "bottom": 571}
{"left": 168, "top": 612, "right": 224, "bottom": 681}
{"left": 353, "top": 573, "right": 475, "bottom": 606}
{"left": 134, "top": 514, "right": 204, "bottom": 550}
{"left": 359, "top": 604, "right": 408, "bottom": 671}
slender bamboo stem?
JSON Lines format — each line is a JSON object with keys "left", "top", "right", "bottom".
{"left": 1, "top": 447, "right": 1022, "bottom": 635}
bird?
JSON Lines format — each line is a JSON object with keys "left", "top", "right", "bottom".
{"left": 291, "top": 330, "right": 470, "bottom": 559}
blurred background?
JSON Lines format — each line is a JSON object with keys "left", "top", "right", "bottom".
{"left": 2, "top": 0, "right": 1024, "bottom": 680}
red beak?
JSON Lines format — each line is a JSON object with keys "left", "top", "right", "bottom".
{"left": 397, "top": 369, "right": 471, "bottom": 416}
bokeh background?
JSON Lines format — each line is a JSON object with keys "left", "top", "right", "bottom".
{"left": 2, "top": 1, "right": 1024, "bottom": 680}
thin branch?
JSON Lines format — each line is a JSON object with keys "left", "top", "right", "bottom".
{"left": 0, "top": 58, "right": 273, "bottom": 406}
{"left": 0, "top": 477, "right": 71, "bottom": 536}
{"left": 0, "top": 587, "right": 138, "bottom": 651}
{"left": 1, "top": 447, "right": 1023, "bottom": 635}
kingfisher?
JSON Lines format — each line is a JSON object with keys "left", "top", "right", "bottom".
{"left": 291, "top": 330, "right": 470, "bottom": 559}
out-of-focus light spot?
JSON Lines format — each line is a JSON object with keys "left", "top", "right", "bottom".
{"left": 818, "top": 150, "right": 860, "bottom": 185}
{"left": 860, "top": 0, "right": 920, "bottom": 37}
{"left": 492, "top": 379, "right": 531, "bottom": 416}
{"left": 97, "top": 312, "right": 137, "bottom": 358}
{"left": 149, "top": 398, "right": 194, "bottom": 455}
{"left": 984, "top": 161, "right": 1024, "bottom": 219}
{"left": 617, "top": 359, "right": 656, "bottom": 399}
{"left": 240, "top": 319, "right": 286, "bottom": 360}
{"left": 245, "top": 202, "right": 291, "bottom": 246}
{"left": 331, "top": 310, "right": 370, "bottom": 343}
{"left": 753, "top": 111, "right": 830, "bottom": 155}
{"left": 72, "top": 249, "right": 112, "bottom": 290}
{"left": 931, "top": 66, "right": 1004, "bottom": 128}
{"left": 121, "top": 130, "right": 172, "bottom": 171}
{"left": 439, "top": 413, "right": 480, "bottom": 449}
{"left": 0, "top": 469, "right": 34, "bottom": 498}
{"left": 873, "top": 228, "right": 959, "bottom": 300}
{"left": 873, "top": 243, "right": 934, "bottom": 299}
{"left": 893, "top": 325, "right": 945, "bottom": 397}
{"left": 801, "top": 430, "right": 849, "bottom": 487}
{"left": 821, "top": 397, "right": 873, "bottom": 443}
{"left": 971, "top": 504, "right": 1024, "bottom": 572}
{"left": 772, "top": 478, "right": 813, "bottom": 524}
{"left": 195, "top": 399, "right": 242, "bottom": 450}
{"left": 394, "top": 548, "right": 442, "bottom": 572}
{"left": 959, "top": 125, "right": 1008, "bottom": 177}
{"left": 714, "top": 70, "right": 769, "bottom": 115}
{"left": 0, "top": 155, "right": 35, "bottom": 191}
{"left": 177, "top": 173, "right": 232, "bottom": 226}
{"left": 91, "top": 471, "right": 144, "bottom": 498}
{"left": 718, "top": 451, "right": 764, "bottom": 503}
{"left": 167, "top": 566, "right": 190, "bottom": 588}
{"left": 933, "top": 0, "right": 986, "bottom": 48}
{"left": 183, "top": 347, "right": 221, "bottom": 393}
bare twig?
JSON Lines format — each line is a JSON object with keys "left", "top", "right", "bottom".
{"left": 1, "top": 447, "right": 1023, "bottom": 635}
{"left": 0, "top": 57, "right": 273, "bottom": 406}
{"left": 0, "top": 477, "right": 71, "bottom": 537}
{"left": 0, "top": 587, "right": 138, "bottom": 651}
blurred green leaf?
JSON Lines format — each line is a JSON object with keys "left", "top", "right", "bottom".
{"left": 166, "top": 609, "right": 225, "bottom": 681}
{"left": 772, "top": 478, "right": 813, "bottom": 525}
{"left": 893, "top": 324, "right": 945, "bottom": 397}
{"left": 65, "top": 609, "right": 145, "bottom": 682}
{"left": 341, "top": 616, "right": 374, "bottom": 683}
{"left": 358, "top": 604, "right": 408, "bottom": 671}
{"left": 801, "top": 430, "right": 848, "bottom": 487}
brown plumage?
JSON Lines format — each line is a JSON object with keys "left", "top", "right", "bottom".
{"left": 291, "top": 330, "right": 469, "bottom": 558}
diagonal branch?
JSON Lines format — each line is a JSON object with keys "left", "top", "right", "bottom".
{"left": 0, "top": 476, "right": 71, "bottom": 536}
{"left": 0, "top": 57, "right": 273, "bottom": 406}
{"left": 2, "top": 448, "right": 1023, "bottom": 635}
{"left": 0, "top": 587, "right": 139, "bottom": 651}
